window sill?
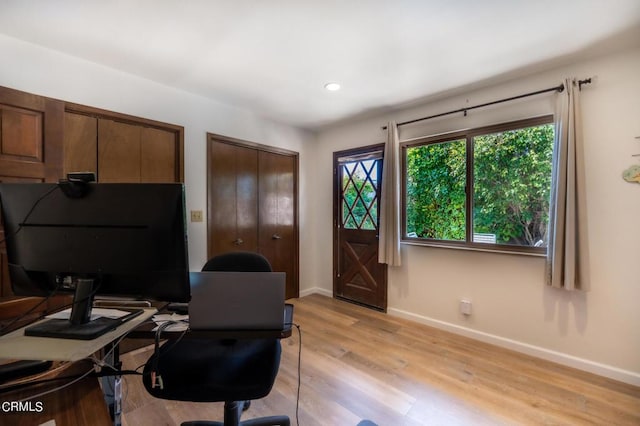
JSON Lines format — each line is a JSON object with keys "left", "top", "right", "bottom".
{"left": 400, "top": 239, "right": 546, "bottom": 257}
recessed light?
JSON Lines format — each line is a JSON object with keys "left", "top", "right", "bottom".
{"left": 324, "top": 82, "right": 341, "bottom": 91}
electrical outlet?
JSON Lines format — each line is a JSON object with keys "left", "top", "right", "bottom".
{"left": 459, "top": 299, "right": 472, "bottom": 315}
{"left": 190, "top": 210, "right": 203, "bottom": 222}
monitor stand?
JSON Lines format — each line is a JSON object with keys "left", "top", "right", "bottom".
{"left": 24, "top": 278, "right": 143, "bottom": 340}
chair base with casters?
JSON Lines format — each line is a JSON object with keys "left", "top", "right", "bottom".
{"left": 183, "top": 401, "right": 290, "bottom": 426}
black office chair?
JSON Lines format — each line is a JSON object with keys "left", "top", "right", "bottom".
{"left": 143, "top": 251, "right": 290, "bottom": 426}
{"left": 201, "top": 251, "right": 273, "bottom": 273}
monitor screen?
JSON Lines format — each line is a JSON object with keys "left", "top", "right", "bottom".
{"left": 0, "top": 182, "right": 190, "bottom": 339}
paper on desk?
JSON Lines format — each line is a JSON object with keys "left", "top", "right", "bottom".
{"left": 45, "top": 308, "right": 134, "bottom": 321}
{"left": 152, "top": 313, "right": 189, "bottom": 332}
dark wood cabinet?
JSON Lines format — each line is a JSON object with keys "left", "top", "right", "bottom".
{"left": 140, "top": 126, "right": 180, "bottom": 182}
{"left": 0, "top": 86, "right": 184, "bottom": 332}
{"left": 207, "top": 135, "right": 299, "bottom": 299}
{"left": 64, "top": 112, "right": 98, "bottom": 176}
{"left": 64, "top": 109, "right": 183, "bottom": 183}
{"left": 0, "top": 87, "right": 64, "bottom": 184}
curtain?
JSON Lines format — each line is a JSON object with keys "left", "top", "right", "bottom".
{"left": 546, "top": 78, "right": 588, "bottom": 290}
{"left": 378, "top": 121, "right": 402, "bottom": 266}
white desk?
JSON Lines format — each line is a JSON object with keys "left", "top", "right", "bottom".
{"left": 0, "top": 308, "right": 156, "bottom": 361}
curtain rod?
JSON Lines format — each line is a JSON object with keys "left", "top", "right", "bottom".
{"left": 382, "top": 78, "right": 592, "bottom": 130}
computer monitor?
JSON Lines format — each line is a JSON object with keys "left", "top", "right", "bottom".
{"left": 0, "top": 182, "right": 190, "bottom": 339}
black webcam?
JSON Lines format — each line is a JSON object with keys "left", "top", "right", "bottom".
{"left": 58, "top": 172, "right": 96, "bottom": 198}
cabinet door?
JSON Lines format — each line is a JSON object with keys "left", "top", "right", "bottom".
{"left": 207, "top": 140, "right": 259, "bottom": 257}
{"left": 0, "top": 87, "right": 63, "bottom": 183}
{"left": 258, "top": 151, "right": 298, "bottom": 299}
{"left": 98, "top": 119, "right": 141, "bottom": 182}
{"left": 141, "top": 127, "right": 179, "bottom": 182}
{"left": 0, "top": 86, "right": 66, "bottom": 327}
{"left": 64, "top": 112, "right": 98, "bottom": 176}
{"left": 66, "top": 115, "right": 180, "bottom": 184}
{"left": 0, "top": 89, "right": 64, "bottom": 298}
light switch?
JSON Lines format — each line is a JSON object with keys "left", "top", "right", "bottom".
{"left": 190, "top": 210, "right": 203, "bottom": 222}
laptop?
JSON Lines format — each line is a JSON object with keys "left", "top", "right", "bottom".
{"left": 188, "top": 271, "right": 286, "bottom": 331}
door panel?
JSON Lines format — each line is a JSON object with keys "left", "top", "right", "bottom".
{"left": 235, "top": 146, "right": 259, "bottom": 251}
{"left": 0, "top": 87, "right": 63, "bottom": 182}
{"left": 0, "top": 89, "right": 64, "bottom": 298}
{"left": 338, "top": 229, "right": 386, "bottom": 308}
{"left": 64, "top": 112, "right": 98, "bottom": 176}
{"left": 0, "top": 106, "right": 43, "bottom": 161}
{"left": 141, "top": 127, "right": 178, "bottom": 182}
{"left": 0, "top": 86, "right": 66, "bottom": 328}
{"left": 334, "top": 146, "right": 387, "bottom": 311}
{"left": 207, "top": 140, "right": 258, "bottom": 256}
{"left": 259, "top": 151, "right": 297, "bottom": 299}
{"left": 98, "top": 119, "right": 141, "bottom": 182}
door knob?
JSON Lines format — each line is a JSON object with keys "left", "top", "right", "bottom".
{"left": 233, "top": 238, "right": 244, "bottom": 245}
{"left": 272, "top": 234, "right": 281, "bottom": 240}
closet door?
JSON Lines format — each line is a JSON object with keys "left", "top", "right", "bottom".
{"left": 258, "top": 151, "right": 298, "bottom": 299}
{"left": 207, "top": 135, "right": 299, "bottom": 298}
{"left": 207, "top": 140, "right": 259, "bottom": 256}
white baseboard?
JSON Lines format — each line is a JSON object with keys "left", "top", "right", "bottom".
{"left": 299, "top": 287, "right": 332, "bottom": 298}
{"left": 387, "top": 306, "right": 640, "bottom": 387}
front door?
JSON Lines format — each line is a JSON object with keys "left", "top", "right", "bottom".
{"left": 333, "top": 145, "right": 387, "bottom": 311}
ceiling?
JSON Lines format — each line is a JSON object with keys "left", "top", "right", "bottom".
{"left": 1, "top": 0, "right": 639, "bottom": 130}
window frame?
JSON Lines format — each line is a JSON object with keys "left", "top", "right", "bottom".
{"left": 400, "top": 114, "right": 554, "bottom": 255}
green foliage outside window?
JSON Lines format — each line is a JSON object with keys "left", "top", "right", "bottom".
{"left": 406, "top": 139, "right": 466, "bottom": 240}
{"left": 405, "top": 119, "right": 554, "bottom": 249}
{"left": 473, "top": 124, "right": 554, "bottom": 246}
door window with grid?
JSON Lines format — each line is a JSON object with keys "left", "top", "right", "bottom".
{"left": 341, "top": 158, "right": 380, "bottom": 231}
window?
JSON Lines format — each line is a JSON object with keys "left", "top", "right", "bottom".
{"left": 341, "top": 158, "right": 380, "bottom": 230}
{"left": 402, "top": 116, "right": 554, "bottom": 254}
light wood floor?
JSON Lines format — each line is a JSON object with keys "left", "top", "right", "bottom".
{"left": 120, "top": 294, "right": 640, "bottom": 426}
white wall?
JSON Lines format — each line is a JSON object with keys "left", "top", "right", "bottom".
{"left": 0, "top": 34, "right": 316, "bottom": 284}
{"left": 314, "top": 48, "right": 640, "bottom": 385}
